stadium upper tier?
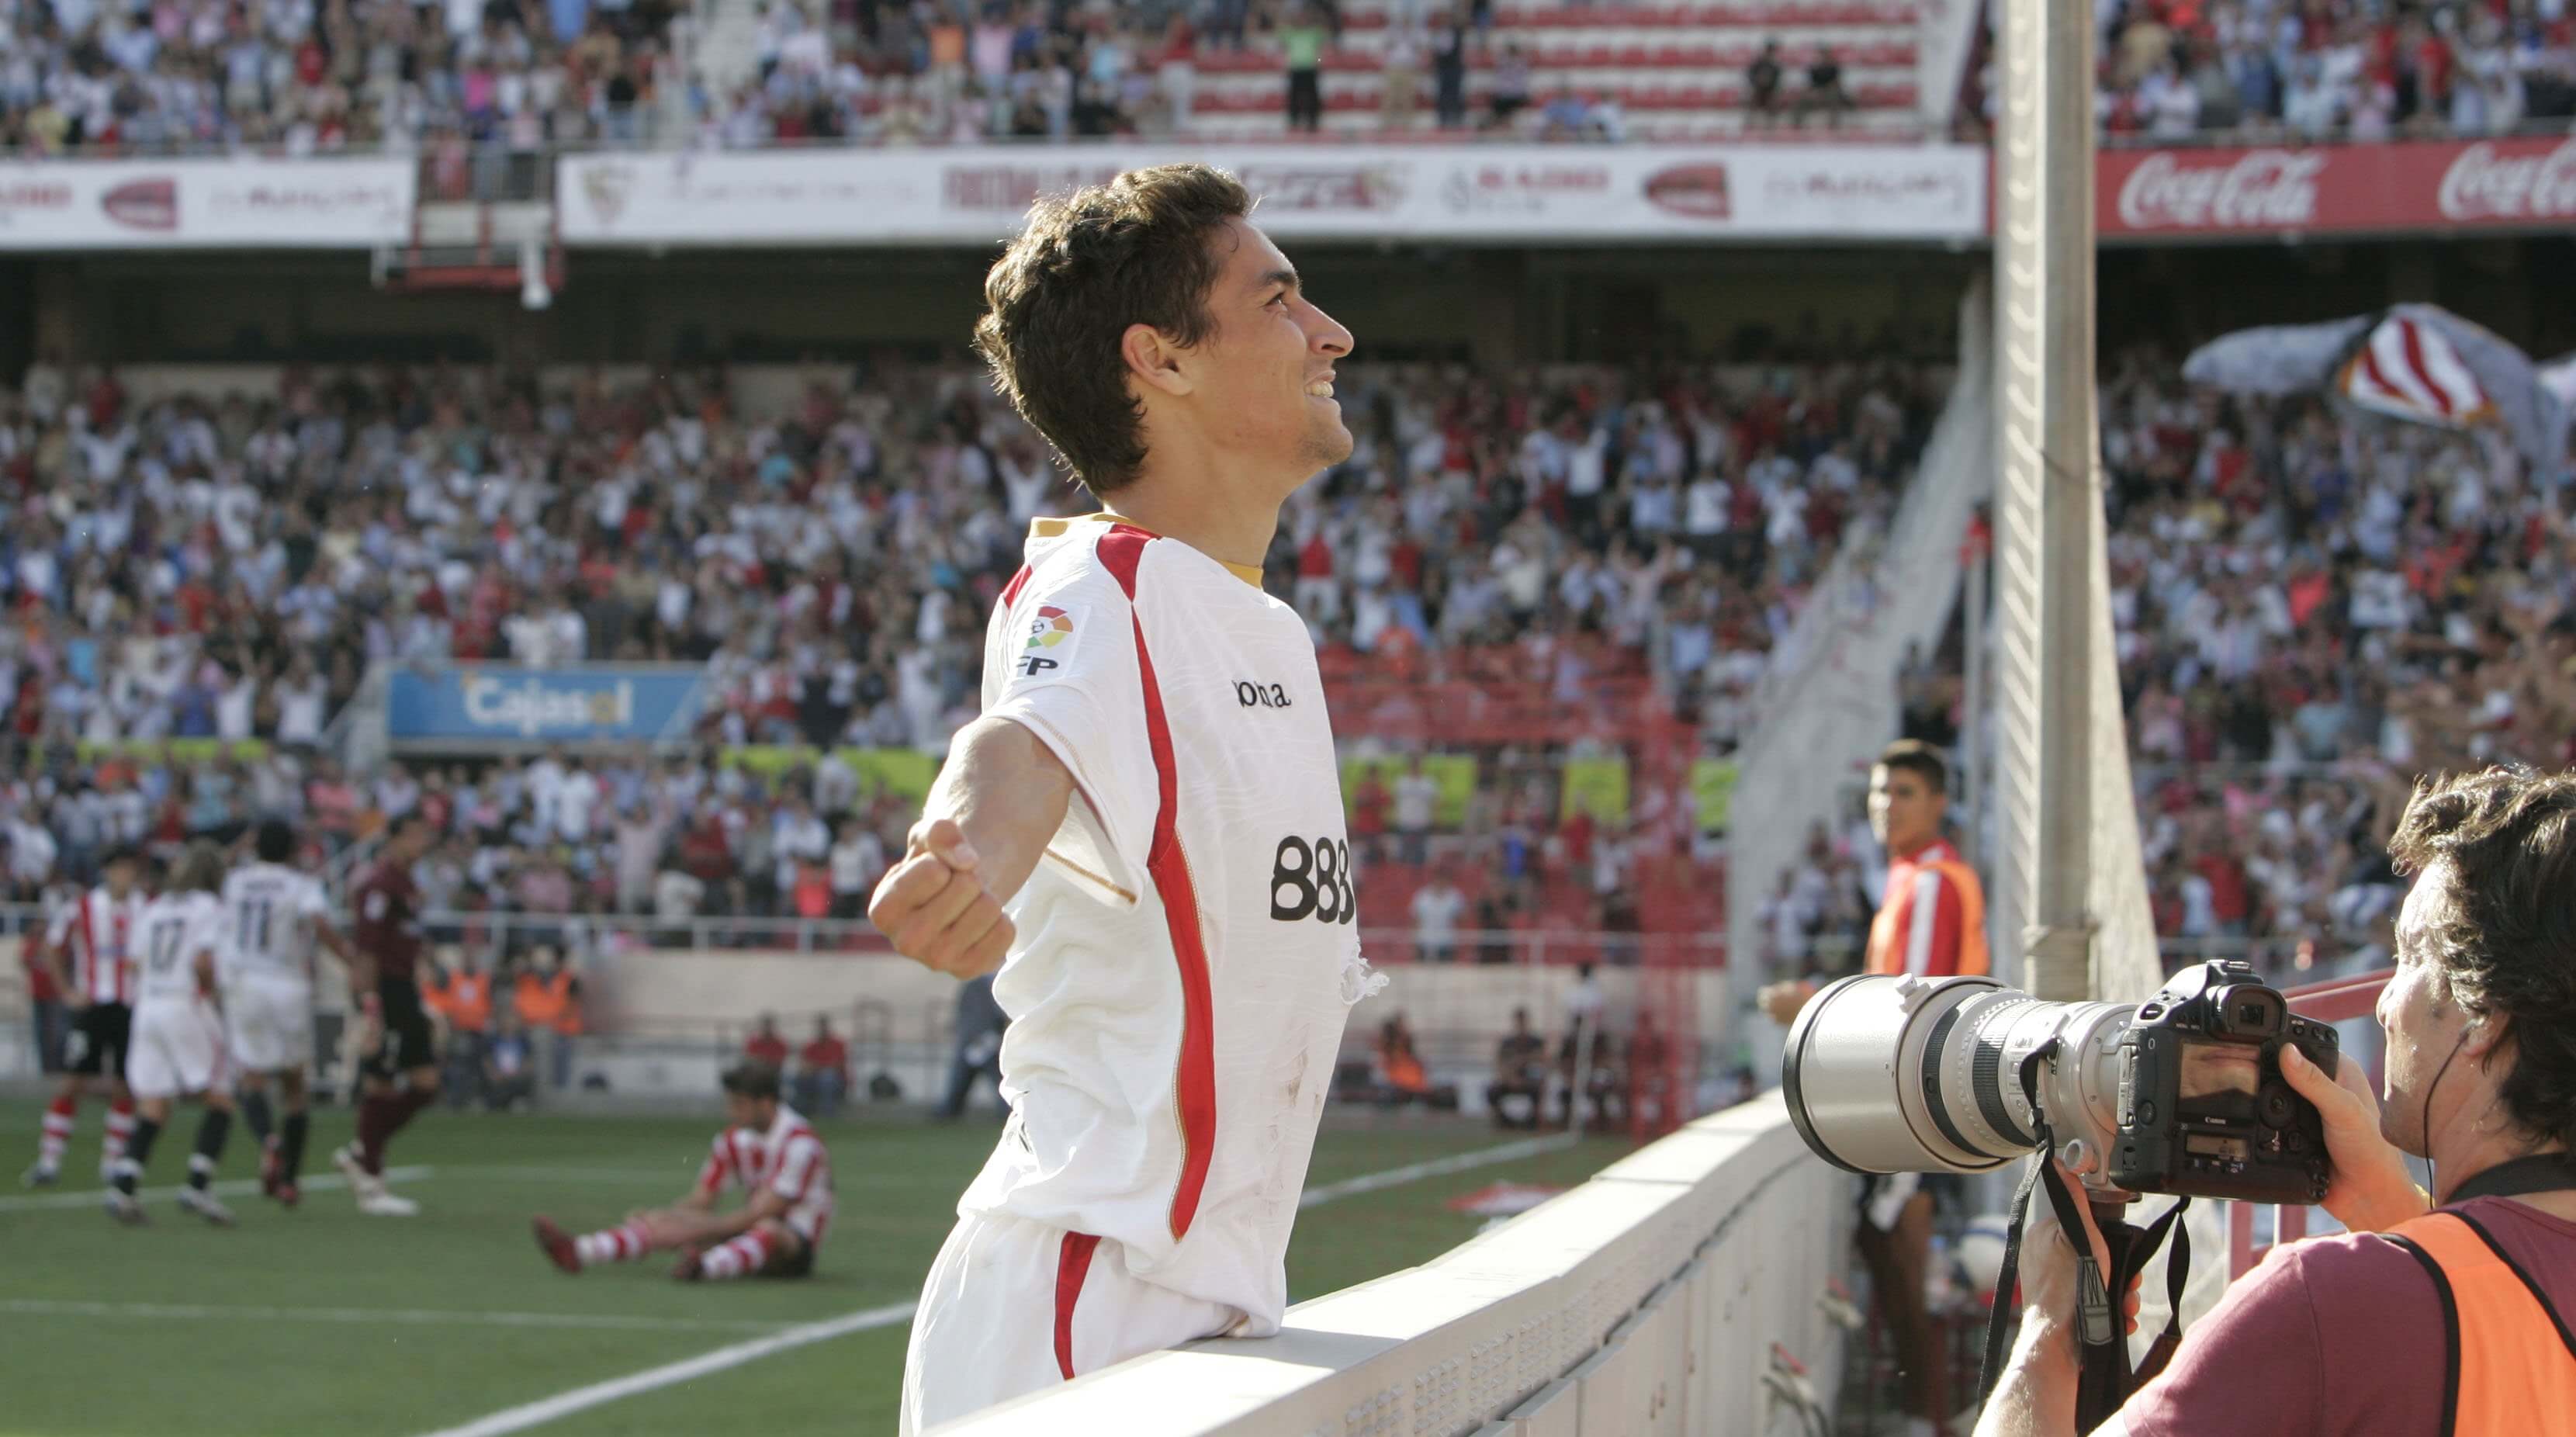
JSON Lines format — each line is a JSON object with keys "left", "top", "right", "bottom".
{"left": 2088, "top": 0, "right": 2576, "bottom": 144}
{"left": 5, "top": 0, "right": 2568, "bottom": 154}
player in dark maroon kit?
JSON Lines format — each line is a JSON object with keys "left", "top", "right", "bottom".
{"left": 334, "top": 812, "right": 439, "bottom": 1216}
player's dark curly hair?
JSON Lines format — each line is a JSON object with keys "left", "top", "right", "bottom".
{"left": 1877, "top": 739, "right": 1949, "bottom": 796}
{"left": 972, "top": 163, "right": 1252, "bottom": 496}
{"left": 722, "top": 1061, "right": 783, "bottom": 1102}
{"left": 2387, "top": 766, "right": 2576, "bottom": 1154}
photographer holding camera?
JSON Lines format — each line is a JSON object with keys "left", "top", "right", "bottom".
{"left": 1977, "top": 767, "right": 2576, "bottom": 1437}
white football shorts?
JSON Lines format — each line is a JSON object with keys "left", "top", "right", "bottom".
{"left": 226, "top": 981, "right": 315, "bottom": 1072}
{"left": 126, "top": 1002, "right": 231, "bottom": 1102}
{"left": 898, "top": 1210, "right": 1243, "bottom": 1435}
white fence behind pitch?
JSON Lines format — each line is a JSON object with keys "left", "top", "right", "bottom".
{"left": 936, "top": 1094, "right": 1851, "bottom": 1437}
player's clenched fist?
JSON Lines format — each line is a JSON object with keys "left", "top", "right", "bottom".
{"left": 871, "top": 817, "right": 1016, "bottom": 978}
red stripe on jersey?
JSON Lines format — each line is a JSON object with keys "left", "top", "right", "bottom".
{"left": 1096, "top": 525, "right": 1151, "bottom": 597}
{"left": 1000, "top": 564, "right": 1034, "bottom": 610}
{"left": 1096, "top": 525, "right": 1218, "bottom": 1240}
{"left": 1053, "top": 1231, "right": 1103, "bottom": 1381}
{"left": 76, "top": 893, "right": 97, "bottom": 1003}
{"left": 788, "top": 1127, "right": 823, "bottom": 1201}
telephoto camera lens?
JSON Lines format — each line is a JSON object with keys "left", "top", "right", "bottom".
{"left": 1780, "top": 973, "right": 2133, "bottom": 1179}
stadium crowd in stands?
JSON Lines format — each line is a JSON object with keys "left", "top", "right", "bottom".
{"left": 1764, "top": 338, "right": 2576, "bottom": 981}
{"left": 9, "top": 330, "right": 2559, "bottom": 985}
{"left": 705, "top": 1, "right": 1654, "bottom": 145}
{"left": 0, "top": 0, "right": 680, "bottom": 156}
{"left": 20, "top": 0, "right": 2575, "bottom": 156}
{"left": 2093, "top": 0, "right": 2576, "bottom": 141}
{"left": 2098, "top": 342, "right": 2576, "bottom": 961}
{"left": 0, "top": 346, "right": 1941, "bottom": 942}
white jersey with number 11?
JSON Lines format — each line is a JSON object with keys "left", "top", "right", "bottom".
{"left": 220, "top": 862, "right": 333, "bottom": 992}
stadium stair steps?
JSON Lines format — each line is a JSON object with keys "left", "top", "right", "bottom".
{"left": 861, "top": 0, "right": 1926, "bottom": 140}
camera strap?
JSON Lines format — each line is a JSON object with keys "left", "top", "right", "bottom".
{"left": 2447, "top": 1151, "right": 2576, "bottom": 1203}
{"left": 1975, "top": 1041, "right": 2195, "bottom": 1428}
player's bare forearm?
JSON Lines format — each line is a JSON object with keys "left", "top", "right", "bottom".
{"left": 871, "top": 715, "right": 1072, "bottom": 978}
{"left": 924, "top": 715, "right": 1074, "bottom": 905}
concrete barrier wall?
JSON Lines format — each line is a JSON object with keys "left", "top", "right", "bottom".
{"left": 937, "top": 1095, "right": 1850, "bottom": 1437}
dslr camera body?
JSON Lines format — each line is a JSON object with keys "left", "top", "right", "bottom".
{"left": 2110, "top": 960, "right": 2338, "bottom": 1203}
{"left": 1783, "top": 958, "right": 2339, "bottom": 1204}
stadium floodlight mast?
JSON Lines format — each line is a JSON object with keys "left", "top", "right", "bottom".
{"left": 1991, "top": 0, "right": 2102, "bottom": 1004}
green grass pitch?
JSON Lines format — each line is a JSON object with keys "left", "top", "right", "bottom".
{"left": 0, "top": 1099, "right": 1630, "bottom": 1436}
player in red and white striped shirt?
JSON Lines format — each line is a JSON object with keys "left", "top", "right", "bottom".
{"left": 531, "top": 1061, "right": 832, "bottom": 1281}
{"left": 21, "top": 847, "right": 147, "bottom": 1189}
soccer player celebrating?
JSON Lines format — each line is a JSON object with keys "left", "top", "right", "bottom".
{"left": 333, "top": 812, "right": 438, "bottom": 1217}
{"left": 22, "top": 845, "right": 146, "bottom": 1190}
{"left": 221, "top": 819, "right": 352, "bottom": 1207}
{"left": 874, "top": 164, "right": 1380, "bottom": 1433}
{"left": 530, "top": 1061, "right": 832, "bottom": 1281}
{"left": 111, "top": 842, "right": 241, "bottom": 1227}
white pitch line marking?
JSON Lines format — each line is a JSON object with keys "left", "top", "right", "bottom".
{"left": 0, "top": 1298, "right": 788, "bottom": 1335}
{"left": 0, "top": 1164, "right": 433, "bottom": 1213}
{"left": 412, "top": 1302, "right": 920, "bottom": 1437}
{"left": 403, "top": 1135, "right": 1583, "bottom": 1435}
{"left": 1299, "top": 1133, "right": 1581, "bottom": 1209}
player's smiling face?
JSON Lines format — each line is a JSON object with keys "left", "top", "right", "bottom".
{"left": 1192, "top": 217, "right": 1356, "bottom": 483}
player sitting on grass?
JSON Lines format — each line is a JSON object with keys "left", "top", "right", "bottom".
{"left": 531, "top": 1061, "right": 833, "bottom": 1281}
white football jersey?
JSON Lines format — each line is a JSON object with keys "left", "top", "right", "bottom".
{"left": 220, "top": 862, "right": 333, "bottom": 990}
{"left": 962, "top": 515, "right": 1383, "bottom": 1335}
{"left": 133, "top": 892, "right": 225, "bottom": 1012}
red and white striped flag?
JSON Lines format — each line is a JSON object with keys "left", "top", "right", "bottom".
{"left": 2336, "top": 313, "right": 2497, "bottom": 431}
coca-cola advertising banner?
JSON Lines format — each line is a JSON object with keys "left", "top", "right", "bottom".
{"left": 0, "top": 157, "right": 414, "bottom": 250}
{"left": 2100, "top": 137, "right": 2576, "bottom": 240}
{"left": 559, "top": 143, "right": 1987, "bottom": 246}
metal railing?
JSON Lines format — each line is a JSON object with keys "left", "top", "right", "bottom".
{"left": 0, "top": 902, "right": 1718, "bottom": 970}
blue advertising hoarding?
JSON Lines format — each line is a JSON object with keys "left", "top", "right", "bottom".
{"left": 387, "top": 667, "right": 707, "bottom": 746}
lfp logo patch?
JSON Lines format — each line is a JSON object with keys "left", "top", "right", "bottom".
{"left": 1017, "top": 603, "right": 1080, "bottom": 678}
{"left": 1027, "top": 606, "right": 1075, "bottom": 649}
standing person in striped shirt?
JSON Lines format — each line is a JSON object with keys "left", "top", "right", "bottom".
{"left": 20, "top": 845, "right": 147, "bottom": 1189}
{"left": 1761, "top": 738, "right": 1986, "bottom": 1434}
{"left": 1859, "top": 739, "right": 1988, "bottom": 981}
{"left": 875, "top": 164, "right": 1376, "bottom": 1434}
{"left": 530, "top": 1061, "right": 833, "bottom": 1280}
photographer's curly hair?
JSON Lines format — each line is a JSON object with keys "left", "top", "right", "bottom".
{"left": 2387, "top": 766, "right": 2576, "bottom": 1154}
{"left": 973, "top": 164, "right": 1252, "bottom": 496}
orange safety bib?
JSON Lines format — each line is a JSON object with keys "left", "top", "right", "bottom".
{"left": 514, "top": 974, "right": 562, "bottom": 1028}
{"left": 449, "top": 973, "right": 492, "bottom": 1034}
{"left": 546, "top": 971, "right": 582, "bottom": 1036}
{"left": 2386, "top": 1210, "right": 2576, "bottom": 1437}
